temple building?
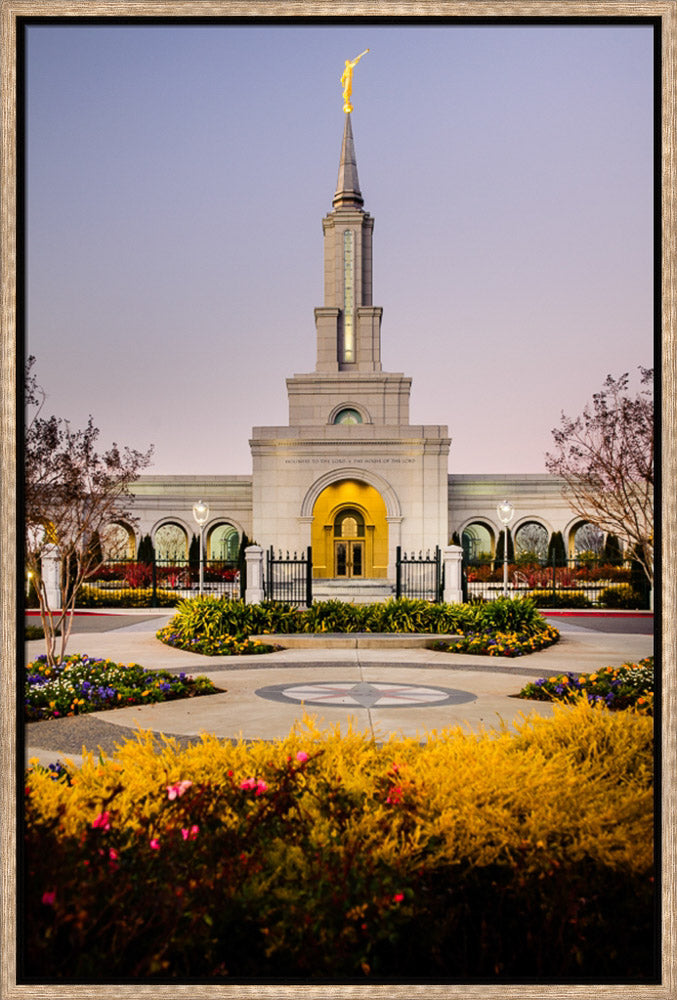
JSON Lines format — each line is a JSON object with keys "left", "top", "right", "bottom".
{"left": 117, "top": 113, "right": 587, "bottom": 594}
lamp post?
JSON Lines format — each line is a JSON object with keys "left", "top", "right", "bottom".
{"left": 192, "top": 500, "right": 209, "bottom": 597}
{"left": 496, "top": 500, "right": 515, "bottom": 598}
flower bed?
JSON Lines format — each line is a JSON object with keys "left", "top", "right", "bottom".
{"left": 24, "top": 702, "right": 654, "bottom": 981}
{"left": 156, "top": 596, "right": 556, "bottom": 657}
{"left": 517, "top": 657, "right": 653, "bottom": 714}
{"left": 25, "top": 654, "right": 219, "bottom": 722}
{"left": 432, "top": 623, "right": 560, "bottom": 657}
{"left": 156, "top": 627, "right": 277, "bottom": 657}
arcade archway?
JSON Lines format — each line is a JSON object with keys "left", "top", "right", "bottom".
{"left": 311, "top": 479, "right": 388, "bottom": 579}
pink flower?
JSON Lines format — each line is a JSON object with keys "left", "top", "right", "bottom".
{"left": 149, "top": 837, "right": 161, "bottom": 850}
{"left": 92, "top": 811, "right": 111, "bottom": 831}
{"left": 296, "top": 751, "right": 309, "bottom": 763}
{"left": 240, "top": 777, "right": 268, "bottom": 795}
{"left": 181, "top": 825, "right": 199, "bottom": 841}
{"left": 386, "top": 786, "right": 404, "bottom": 805}
{"left": 41, "top": 890, "right": 56, "bottom": 906}
{"left": 392, "top": 892, "right": 405, "bottom": 903}
{"left": 166, "top": 779, "right": 193, "bottom": 800}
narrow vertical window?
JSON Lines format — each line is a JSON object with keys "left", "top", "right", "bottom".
{"left": 342, "top": 229, "right": 355, "bottom": 362}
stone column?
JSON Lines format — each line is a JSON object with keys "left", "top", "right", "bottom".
{"left": 442, "top": 544, "right": 464, "bottom": 605}
{"left": 40, "top": 544, "right": 62, "bottom": 610}
{"left": 245, "top": 545, "right": 265, "bottom": 605}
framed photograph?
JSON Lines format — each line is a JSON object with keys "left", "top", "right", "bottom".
{"left": 2, "top": 2, "right": 673, "bottom": 997}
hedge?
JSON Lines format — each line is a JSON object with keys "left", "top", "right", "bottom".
{"left": 24, "top": 701, "right": 654, "bottom": 981}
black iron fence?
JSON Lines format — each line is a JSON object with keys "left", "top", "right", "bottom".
{"left": 395, "top": 546, "right": 443, "bottom": 603}
{"left": 83, "top": 558, "right": 244, "bottom": 606}
{"left": 463, "top": 556, "right": 650, "bottom": 609}
{"left": 265, "top": 547, "right": 313, "bottom": 607}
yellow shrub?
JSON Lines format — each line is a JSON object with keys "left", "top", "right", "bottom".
{"left": 27, "top": 701, "right": 652, "bottom": 879}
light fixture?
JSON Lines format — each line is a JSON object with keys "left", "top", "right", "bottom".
{"left": 192, "top": 501, "right": 210, "bottom": 597}
{"left": 496, "top": 500, "right": 515, "bottom": 597}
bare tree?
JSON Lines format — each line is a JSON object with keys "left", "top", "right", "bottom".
{"left": 545, "top": 367, "right": 653, "bottom": 584}
{"left": 25, "top": 357, "right": 153, "bottom": 665}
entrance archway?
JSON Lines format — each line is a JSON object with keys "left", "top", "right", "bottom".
{"left": 311, "top": 480, "right": 388, "bottom": 579}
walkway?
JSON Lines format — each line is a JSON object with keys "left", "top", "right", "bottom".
{"left": 24, "top": 610, "right": 654, "bottom": 769}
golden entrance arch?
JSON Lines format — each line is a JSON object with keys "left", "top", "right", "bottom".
{"left": 311, "top": 480, "right": 388, "bottom": 579}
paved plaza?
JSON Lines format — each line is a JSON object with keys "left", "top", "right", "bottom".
{"left": 24, "top": 610, "right": 654, "bottom": 769}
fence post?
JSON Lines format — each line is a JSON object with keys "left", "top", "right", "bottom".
{"left": 395, "top": 546, "right": 402, "bottom": 599}
{"left": 40, "top": 544, "right": 62, "bottom": 610}
{"left": 306, "top": 546, "right": 313, "bottom": 607}
{"left": 442, "top": 545, "right": 464, "bottom": 604}
{"left": 245, "top": 545, "right": 265, "bottom": 604}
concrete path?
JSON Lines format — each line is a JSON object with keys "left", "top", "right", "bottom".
{"left": 24, "top": 611, "right": 654, "bottom": 770}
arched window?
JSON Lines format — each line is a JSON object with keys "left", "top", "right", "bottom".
{"left": 154, "top": 523, "right": 188, "bottom": 561}
{"left": 333, "top": 408, "right": 363, "bottom": 425}
{"left": 208, "top": 524, "right": 240, "bottom": 561}
{"left": 514, "top": 522, "right": 548, "bottom": 561}
{"left": 461, "top": 523, "right": 494, "bottom": 563}
{"left": 572, "top": 522, "right": 604, "bottom": 556}
{"left": 334, "top": 507, "right": 365, "bottom": 537}
{"left": 102, "top": 522, "right": 135, "bottom": 560}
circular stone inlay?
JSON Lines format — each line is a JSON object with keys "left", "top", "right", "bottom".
{"left": 255, "top": 681, "right": 477, "bottom": 709}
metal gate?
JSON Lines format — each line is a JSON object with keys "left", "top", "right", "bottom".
{"left": 395, "top": 546, "right": 443, "bottom": 602}
{"left": 265, "top": 547, "right": 313, "bottom": 607}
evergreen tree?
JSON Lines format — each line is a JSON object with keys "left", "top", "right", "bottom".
{"left": 237, "top": 532, "right": 251, "bottom": 600}
{"left": 450, "top": 531, "right": 461, "bottom": 546}
{"left": 137, "top": 534, "right": 154, "bottom": 563}
{"left": 87, "top": 530, "right": 104, "bottom": 567}
{"left": 189, "top": 533, "right": 200, "bottom": 570}
{"left": 629, "top": 544, "right": 651, "bottom": 608}
{"left": 493, "top": 528, "right": 514, "bottom": 568}
{"left": 601, "top": 533, "right": 623, "bottom": 566}
{"left": 547, "top": 531, "right": 567, "bottom": 567}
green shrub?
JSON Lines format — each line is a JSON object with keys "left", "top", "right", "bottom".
{"left": 470, "top": 596, "right": 547, "bottom": 635}
{"left": 24, "top": 702, "right": 654, "bottom": 980}
{"left": 77, "top": 584, "right": 181, "bottom": 608}
{"left": 25, "top": 623, "right": 60, "bottom": 641}
{"left": 157, "top": 597, "right": 553, "bottom": 655}
{"left": 599, "top": 584, "right": 642, "bottom": 609}
{"left": 433, "top": 624, "right": 560, "bottom": 658}
{"left": 528, "top": 589, "right": 592, "bottom": 609}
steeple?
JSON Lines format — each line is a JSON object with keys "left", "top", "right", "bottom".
{"left": 333, "top": 113, "right": 363, "bottom": 209}
{"left": 284, "top": 110, "right": 413, "bottom": 428}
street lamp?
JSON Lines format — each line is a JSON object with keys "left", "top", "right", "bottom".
{"left": 192, "top": 500, "right": 210, "bottom": 597}
{"left": 496, "top": 500, "right": 515, "bottom": 598}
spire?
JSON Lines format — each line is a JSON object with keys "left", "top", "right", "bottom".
{"left": 333, "top": 113, "right": 363, "bottom": 209}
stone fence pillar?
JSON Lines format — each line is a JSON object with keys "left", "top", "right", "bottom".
{"left": 245, "top": 545, "right": 265, "bottom": 605}
{"left": 442, "top": 544, "right": 464, "bottom": 605}
{"left": 40, "top": 544, "right": 62, "bottom": 610}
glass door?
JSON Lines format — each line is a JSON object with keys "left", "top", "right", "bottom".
{"left": 334, "top": 539, "right": 364, "bottom": 578}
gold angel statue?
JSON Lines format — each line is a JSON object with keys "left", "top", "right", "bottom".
{"left": 341, "top": 49, "right": 369, "bottom": 113}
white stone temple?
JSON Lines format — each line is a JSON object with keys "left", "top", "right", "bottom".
{"left": 119, "top": 113, "right": 589, "bottom": 594}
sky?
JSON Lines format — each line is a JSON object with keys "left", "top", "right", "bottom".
{"left": 24, "top": 20, "right": 655, "bottom": 476}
